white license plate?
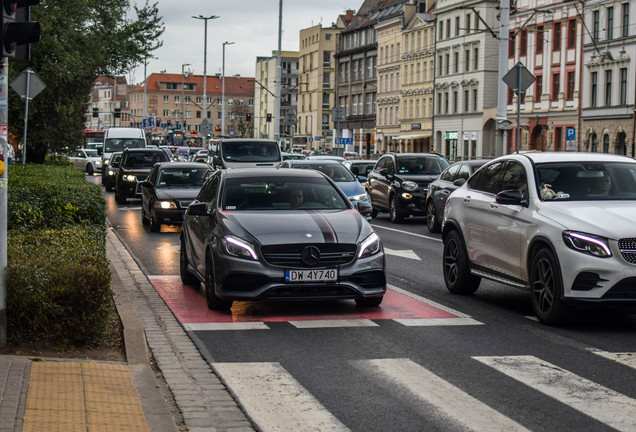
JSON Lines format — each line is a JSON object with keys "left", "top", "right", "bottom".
{"left": 285, "top": 268, "right": 337, "bottom": 283}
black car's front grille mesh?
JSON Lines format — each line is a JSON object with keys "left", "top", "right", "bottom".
{"left": 618, "top": 238, "right": 636, "bottom": 264}
{"left": 261, "top": 244, "right": 357, "bottom": 268}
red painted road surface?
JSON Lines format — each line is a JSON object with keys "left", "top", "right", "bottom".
{"left": 150, "top": 276, "right": 458, "bottom": 324}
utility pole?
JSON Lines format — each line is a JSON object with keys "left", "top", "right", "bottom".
{"left": 0, "top": 57, "right": 8, "bottom": 347}
{"left": 495, "top": 0, "right": 511, "bottom": 156}
{"left": 193, "top": 15, "right": 219, "bottom": 131}
{"left": 274, "top": 0, "right": 283, "bottom": 142}
{"left": 222, "top": 41, "right": 235, "bottom": 136}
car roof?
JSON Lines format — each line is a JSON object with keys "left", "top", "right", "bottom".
{"left": 513, "top": 151, "right": 635, "bottom": 164}
{"left": 384, "top": 152, "right": 446, "bottom": 158}
{"left": 156, "top": 162, "right": 210, "bottom": 169}
{"left": 285, "top": 159, "right": 342, "bottom": 166}
{"left": 226, "top": 167, "right": 326, "bottom": 180}
{"left": 123, "top": 148, "right": 165, "bottom": 153}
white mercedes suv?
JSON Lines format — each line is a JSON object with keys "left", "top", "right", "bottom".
{"left": 442, "top": 152, "right": 636, "bottom": 324}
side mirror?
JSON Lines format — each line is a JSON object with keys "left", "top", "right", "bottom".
{"left": 379, "top": 168, "right": 390, "bottom": 177}
{"left": 358, "top": 176, "right": 367, "bottom": 183}
{"left": 140, "top": 180, "right": 152, "bottom": 188}
{"left": 496, "top": 189, "right": 528, "bottom": 207}
{"left": 453, "top": 178, "right": 466, "bottom": 187}
{"left": 110, "top": 161, "right": 120, "bottom": 169}
{"left": 187, "top": 202, "right": 210, "bottom": 216}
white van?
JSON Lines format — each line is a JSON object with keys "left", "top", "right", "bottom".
{"left": 101, "top": 128, "right": 147, "bottom": 180}
{"left": 211, "top": 138, "right": 282, "bottom": 169}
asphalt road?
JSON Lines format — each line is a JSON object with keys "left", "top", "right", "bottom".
{"left": 91, "top": 174, "right": 636, "bottom": 432}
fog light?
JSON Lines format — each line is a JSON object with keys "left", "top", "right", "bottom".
{"left": 401, "top": 193, "right": 413, "bottom": 199}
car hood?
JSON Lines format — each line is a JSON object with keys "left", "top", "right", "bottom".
{"left": 222, "top": 209, "right": 372, "bottom": 246}
{"left": 396, "top": 173, "right": 438, "bottom": 184}
{"left": 336, "top": 181, "right": 366, "bottom": 197}
{"left": 537, "top": 201, "right": 636, "bottom": 239}
{"left": 155, "top": 187, "right": 202, "bottom": 201}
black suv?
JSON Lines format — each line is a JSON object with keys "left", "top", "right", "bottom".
{"left": 115, "top": 148, "right": 171, "bottom": 203}
{"left": 366, "top": 153, "right": 449, "bottom": 223}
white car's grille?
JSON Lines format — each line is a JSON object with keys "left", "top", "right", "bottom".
{"left": 618, "top": 238, "right": 636, "bottom": 264}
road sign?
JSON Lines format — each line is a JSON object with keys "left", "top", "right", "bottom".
{"left": 10, "top": 68, "right": 46, "bottom": 99}
{"left": 566, "top": 127, "right": 576, "bottom": 151}
{"left": 335, "top": 137, "right": 352, "bottom": 145}
{"left": 332, "top": 107, "right": 346, "bottom": 122}
{"left": 503, "top": 62, "right": 535, "bottom": 94}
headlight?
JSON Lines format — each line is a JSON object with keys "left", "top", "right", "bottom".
{"left": 108, "top": 170, "right": 115, "bottom": 176}
{"left": 222, "top": 236, "right": 258, "bottom": 260}
{"left": 349, "top": 193, "right": 369, "bottom": 202}
{"left": 358, "top": 232, "right": 382, "bottom": 258}
{"left": 562, "top": 231, "right": 612, "bottom": 258}
{"left": 124, "top": 174, "right": 137, "bottom": 182}
{"left": 96, "top": 161, "right": 102, "bottom": 166}
{"left": 402, "top": 181, "right": 418, "bottom": 192}
{"left": 155, "top": 201, "right": 177, "bottom": 209}
{"left": 104, "top": 158, "right": 110, "bottom": 165}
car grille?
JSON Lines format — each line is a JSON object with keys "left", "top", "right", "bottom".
{"left": 261, "top": 244, "right": 357, "bottom": 268}
{"left": 618, "top": 238, "right": 636, "bottom": 264}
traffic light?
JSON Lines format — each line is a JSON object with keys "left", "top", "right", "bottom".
{"left": 2, "top": 1, "right": 41, "bottom": 59}
{"left": 113, "top": 108, "right": 121, "bottom": 118}
{"left": 246, "top": 113, "right": 252, "bottom": 122}
{"left": 183, "top": 121, "right": 186, "bottom": 129}
{"left": 167, "top": 120, "right": 171, "bottom": 127}
{"left": 156, "top": 118, "right": 161, "bottom": 125}
{"left": 92, "top": 108, "right": 98, "bottom": 118}
{"left": 215, "top": 126, "right": 221, "bottom": 132}
{"left": 266, "top": 113, "right": 272, "bottom": 122}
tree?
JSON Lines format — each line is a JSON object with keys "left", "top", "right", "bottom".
{"left": 8, "top": 0, "right": 165, "bottom": 163}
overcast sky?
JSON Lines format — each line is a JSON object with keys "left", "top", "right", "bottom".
{"left": 128, "top": 1, "right": 356, "bottom": 85}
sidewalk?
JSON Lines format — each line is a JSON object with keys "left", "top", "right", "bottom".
{"left": 0, "top": 228, "right": 256, "bottom": 432}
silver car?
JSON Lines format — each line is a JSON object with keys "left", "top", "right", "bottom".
{"left": 180, "top": 168, "right": 386, "bottom": 310}
{"left": 68, "top": 149, "right": 102, "bottom": 175}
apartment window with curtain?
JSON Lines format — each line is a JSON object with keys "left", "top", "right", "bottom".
{"left": 366, "top": 93, "right": 376, "bottom": 114}
{"left": 535, "top": 75, "right": 542, "bottom": 102}
{"left": 591, "top": 71, "right": 598, "bottom": 107}
{"left": 552, "top": 73, "right": 560, "bottom": 101}
{"left": 607, "top": 7, "right": 614, "bottom": 40}
{"left": 553, "top": 22, "right": 561, "bottom": 51}
{"left": 566, "top": 71, "right": 575, "bottom": 101}
{"left": 567, "top": 19, "right": 576, "bottom": 48}
{"left": 593, "top": 10, "right": 600, "bottom": 42}
{"left": 620, "top": 68, "right": 627, "bottom": 105}
{"left": 623, "top": 3, "right": 630, "bottom": 38}
{"left": 605, "top": 70, "right": 612, "bottom": 106}
{"left": 536, "top": 25, "right": 544, "bottom": 54}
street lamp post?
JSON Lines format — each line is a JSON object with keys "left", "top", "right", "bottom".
{"left": 181, "top": 63, "right": 191, "bottom": 128}
{"left": 222, "top": 41, "right": 235, "bottom": 136}
{"left": 193, "top": 15, "right": 219, "bottom": 133}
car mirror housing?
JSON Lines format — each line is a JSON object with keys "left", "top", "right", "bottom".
{"left": 496, "top": 189, "right": 528, "bottom": 207}
{"left": 140, "top": 180, "right": 152, "bottom": 188}
{"left": 379, "top": 168, "right": 390, "bottom": 178}
{"left": 188, "top": 202, "right": 211, "bottom": 216}
{"left": 453, "top": 178, "right": 466, "bottom": 187}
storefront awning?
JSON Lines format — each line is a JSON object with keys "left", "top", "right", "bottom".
{"left": 395, "top": 133, "right": 431, "bottom": 140}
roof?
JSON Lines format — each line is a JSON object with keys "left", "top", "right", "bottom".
{"left": 224, "top": 168, "right": 325, "bottom": 180}
{"left": 132, "top": 73, "right": 255, "bottom": 97}
{"left": 516, "top": 152, "right": 636, "bottom": 164}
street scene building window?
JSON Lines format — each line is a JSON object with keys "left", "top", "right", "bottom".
{"left": 591, "top": 71, "right": 598, "bottom": 107}
{"left": 535, "top": 75, "right": 542, "bottom": 102}
{"left": 620, "top": 68, "right": 627, "bottom": 105}
{"left": 566, "top": 71, "right": 575, "bottom": 101}
{"left": 593, "top": 10, "right": 600, "bottom": 42}
{"left": 536, "top": 25, "right": 544, "bottom": 54}
{"left": 567, "top": 19, "right": 576, "bottom": 48}
{"left": 622, "top": 3, "right": 630, "bottom": 37}
{"left": 605, "top": 70, "right": 612, "bottom": 106}
{"left": 607, "top": 7, "right": 614, "bottom": 40}
{"left": 552, "top": 73, "right": 560, "bottom": 101}
{"left": 553, "top": 22, "right": 561, "bottom": 51}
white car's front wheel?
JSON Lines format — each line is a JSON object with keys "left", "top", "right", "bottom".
{"left": 530, "top": 248, "right": 569, "bottom": 325}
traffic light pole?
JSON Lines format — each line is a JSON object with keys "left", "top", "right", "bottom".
{"left": 1, "top": 57, "right": 9, "bottom": 347}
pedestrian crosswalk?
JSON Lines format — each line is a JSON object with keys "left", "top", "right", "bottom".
{"left": 212, "top": 350, "right": 636, "bottom": 432}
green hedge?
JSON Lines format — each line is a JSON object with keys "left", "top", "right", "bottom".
{"left": 6, "top": 163, "right": 112, "bottom": 345}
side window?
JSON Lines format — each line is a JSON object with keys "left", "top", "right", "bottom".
{"left": 148, "top": 167, "right": 159, "bottom": 183}
{"left": 374, "top": 156, "right": 387, "bottom": 171}
{"left": 468, "top": 161, "right": 505, "bottom": 194}
{"left": 500, "top": 161, "right": 528, "bottom": 197}
{"left": 197, "top": 176, "right": 220, "bottom": 208}
{"left": 386, "top": 157, "right": 395, "bottom": 175}
{"left": 457, "top": 164, "right": 471, "bottom": 181}
{"left": 441, "top": 164, "right": 459, "bottom": 181}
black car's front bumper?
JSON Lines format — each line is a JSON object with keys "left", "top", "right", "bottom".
{"left": 398, "top": 191, "right": 427, "bottom": 216}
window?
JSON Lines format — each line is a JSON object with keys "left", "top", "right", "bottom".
{"left": 536, "top": 25, "right": 544, "bottom": 54}
{"left": 439, "top": 20, "right": 444, "bottom": 40}
{"left": 520, "top": 29, "right": 527, "bottom": 56}
{"left": 591, "top": 71, "right": 598, "bottom": 107}
{"left": 607, "top": 7, "right": 614, "bottom": 40}
{"left": 437, "top": 93, "right": 442, "bottom": 114}
{"left": 567, "top": 19, "right": 576, "bottom": 48}
{"left": 453, "top": 91, "right": 458, "bottom": 113}
{"left": 605, "top": 70, "right": 612, "bottom": 106}
{"left": 455, "top": 16, "right": 460, "bottom": 36}
{"left": 472, "top": 88, "right": 478, "bottom": 111}
{"left": 465, "top": 49, "right": 470, "bottom": 72}
{"left": 366, "top": 92, "right": 376, "bottom": 114}
{"left": 464, "top": 89, "right": 469, "bottom": 112}
{"left": 454, "top": 52, "right": 459, "bottom": 73}
{"left": 623, "top": 3, "right": 630, "bottom": 38}
{"left": 323, "top": 72, "right": 330, "bottom": 87}
{"left": 552, "top": 73, "right": 560, "bottom": 101}
{"left": 445, "top": 53, "right": 450, "bottom": 75}
{"left": 163, "top": 95, "right": 169, "bottom": 103}
{"left": 438, "top": 55, "right": 443, "bottom": 75}
{"left": 446, "top": 19, "right": 451, "bottom": 38}
{"left": 535, "top": 75, "right": 542, "bottom": 102}
{"left": 553, "top": 22, "right": 561, "bottom": 51}
{"left": 592, "top": 10, "right": 600, "bottom": 42}
{"left": 444, "top": 92, "right": 449, "bottom": 113}
{"left": 174, "top": 95, "right": 180, "bottom": 103}
{"left": 566, "top": 71, "right": 575, "bottom": 101}
{"left": 323, "top": 51, "right": 331, "bottom": 67}
{"left": 508, "top": 31, "right": 515, "bottom": 58}
{"left": 474, "top": 47, "right": 479, "bottom": 70}
{"left": 620, "top": 68, "right": 627, "bottom": 105}
{"left": 466, "top": 13, "right": 472, "bottom": 33}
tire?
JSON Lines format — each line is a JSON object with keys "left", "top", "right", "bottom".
{"left": 141, "top": 206, "right": 149, "bottom": 225}
{"left": 204, "top": 253, "right": 233, "bottom": 311}
{"left": 115, "top": 190, "right": 126, "bottom": 204}
{"left": 149, "top": 212, "right": 161, "bottom": 232}
{"left": 355, "top": 296, "right": 383, "bottom": 307}
{"left": 530, "top": 248, "right": 569, "bottom": 325}
{"left": 86, "top": 164, "right": 94, "bottom": 175}
{"left": 105, "top": 182, "right": 114, "bottom": 192}
{"left": 426, "top": 200, "right": 441, "bottom": 233}
{"left": 389, "top": 194, "right": 406, "bottom": 223}
{"left": 443, "top": 230, "right": 481, "bottom": 294}
{"left": 180, "top": 236, "right": 200, "bottom": 286}
{"left": 371, "top": 207, "right": 378, "bottom": 218}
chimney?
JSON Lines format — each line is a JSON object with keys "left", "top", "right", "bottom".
{"left": 345, "top": 10, "right": 354, "bottom": 20}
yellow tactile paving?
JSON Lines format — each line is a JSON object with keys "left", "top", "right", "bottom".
{"left": 23, "top": 360, "right": 150, "bottom": 432}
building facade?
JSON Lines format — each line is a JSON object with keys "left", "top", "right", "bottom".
{"left": 85, "top": 76, "right": 130, "bottom": 130}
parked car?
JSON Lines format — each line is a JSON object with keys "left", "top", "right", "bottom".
{"left": 68, "top": 149, "right": 102, "bottom": 175}
{"left": 366, "top": 152, "right": 449, "bottom": 223}
{"left": 114, "top": 148, "right": 171, "bottom": 204}
{"left": 180, "top": 168, "right": 386, "bottom": 310}
{"left": 276, "top": 159, "right": 372, "bottom": 219}
{"left": 140, "top": 162, "right": 212, "bottom": 232}
{"left": 425, "top": 159, "right": 488, "bottom": 233}
{"left": 343, "top": 160, "right": 377, "bottom": 183}
{"left": 103, "top": 152, "right": 123, "bottom": 191}
{"left": 442, "top": 152, "right": 636, "bottom": 324}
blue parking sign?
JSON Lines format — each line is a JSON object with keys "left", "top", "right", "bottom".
{"left": 566, "top": 127, "right": 575, "bottom": 141}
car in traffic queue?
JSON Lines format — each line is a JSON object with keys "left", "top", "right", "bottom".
{"left": 276, "top": 159, "right": 372, "bottom": 219}
{"left": 366, "top": 152, "right": 449, "bottom": 223}
{"left": 282, "top": 152, "right": 307, "bottom": 160}
{"left": 343, "top": 160, "right": 377, "bottom": 183}
{"left": 307, "top": 155, "right": 345, "bottom": 162}
{"left": 441, "top": 152, "right": 636, "bottom": 325}
{"left": 140, "top": 162, "right": 212, "bottom": 232}
{"left": 425, "top": 159, "right": 488, "bottom": 233}
{"left": 114, "top": 148, "right": 172, "bottom": 204}
{"left": 211, "top": 138, "right": 283, "bottom": 169}
{"left": 103, "top": 152, "right": 123, "bottom": 192}
{"left": 179, "top": 168, "right": 386, "bottom": 310}
{"left": 68, "top": 148, "right": 102, "bottom": 175}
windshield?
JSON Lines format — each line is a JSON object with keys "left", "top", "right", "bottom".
{"left": 123, "top": 151, "right": 170, "bottom": 168}
{"left": 396, "top": 156, "right": 449, "bottom": 175}
{"left": 222, "top": 177, "right": 350, "bottom": 211}
{"left": 84, "top": 149, "right": 99, "bottom": 157}
{"left": 157, "top": 168, "right": 209, "bottom": 187}
{"left": 536, "top": 161, "right": 636, "bottom": 201}
{"left": 221, "top": 141, "right": 280, "bottom": 162}
{"left": 104, "top": 138, "right": 146, "bottom": 153}
{"left": 294, "top": 163, "right": 356, "bottom": 182}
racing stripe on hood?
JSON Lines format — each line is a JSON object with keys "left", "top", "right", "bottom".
{"left": 310, "top": 211, "right": 337, "bottom": 243}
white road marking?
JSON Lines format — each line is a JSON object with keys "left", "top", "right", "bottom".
{"left": 156, "top": 244, "right": 180, "bottom": 253}
{"left": 372, "top": 223, "right": 442, "bottom": 242}
{"left": 388, "top": 284, "right": 474, "bottom": 318}
{"left": 474, "top": 355, "right": 636, "bottom": 431}
{"left": 394, "top": 317, "right": 483, "bottom": 326}
{"left": 212, "top": 362, "right": 350, "bottom": 432}
{"left": 183, "top": 322, "right": 269, "bottom": 331}
{"left": 353, "top": 358, "right": 529, "bottom": 432}
{"left": 289, "top": 319, "right": 378, "bottom": 328}
{"left": 589, "top": 349, "right": 636, "bottom": 370}
{"left": 384, "top": 248, "right": 421, "bottom": 260}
